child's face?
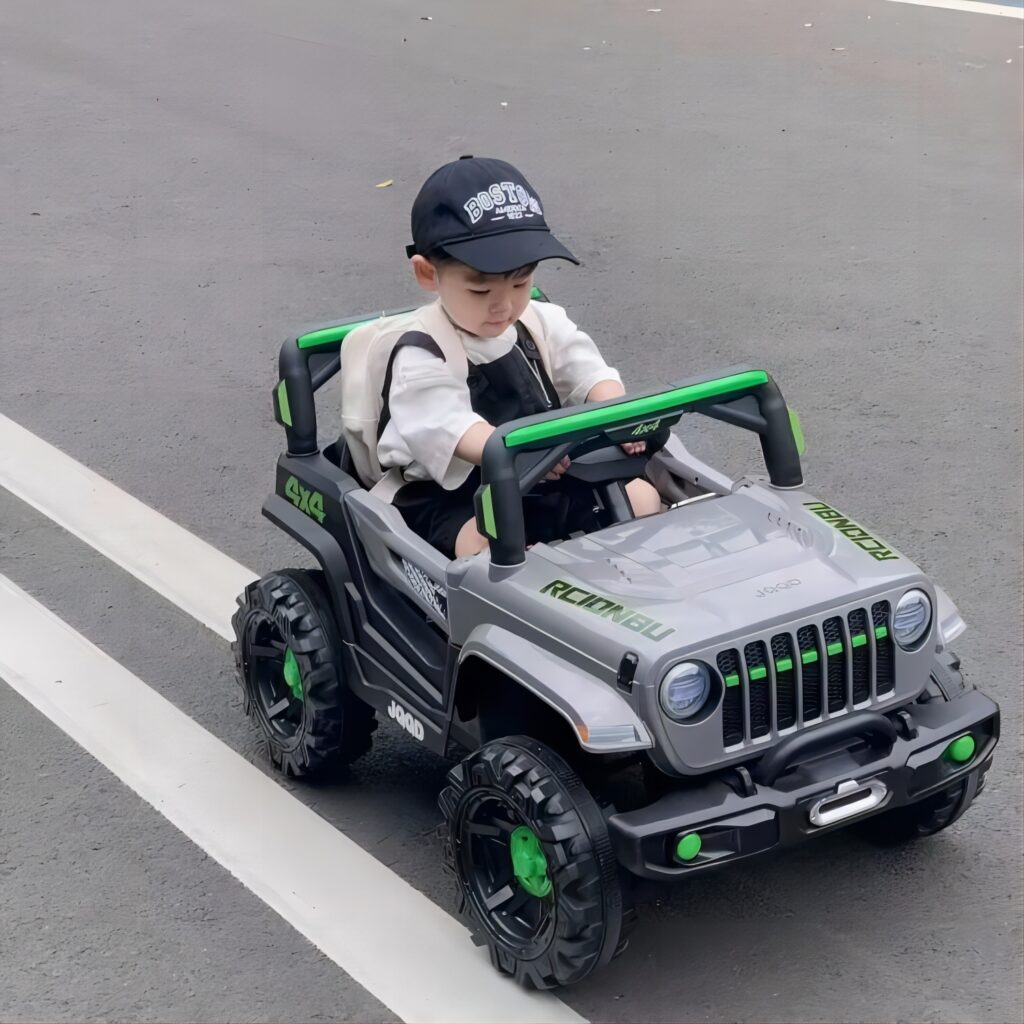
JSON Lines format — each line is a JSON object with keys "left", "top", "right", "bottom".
{"left": 413, "top": 257, "right": 534, "bottom": 338}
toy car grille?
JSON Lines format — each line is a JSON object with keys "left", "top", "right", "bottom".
{"left": 719, "top": 604, "right": 894, "bottom": 750}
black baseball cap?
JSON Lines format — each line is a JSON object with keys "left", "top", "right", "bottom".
{"left": 406, "top": 156, "right": 579, "bottom": 273}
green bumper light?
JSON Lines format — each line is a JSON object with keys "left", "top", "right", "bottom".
{"left": 945, "top": 735, "right": 976, "bottom": 764}
{"left": 675, "top": 833, "right": 702, "bottom": 862}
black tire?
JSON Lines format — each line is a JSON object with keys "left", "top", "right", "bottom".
{"left": 857, "top": 779, "right": 973, "bottom": 846}
{"left": 231, "top": 569, "right": 375, "bottom": 778}
{"left": 439, "top": 735, "right": 624, "bottom": 989}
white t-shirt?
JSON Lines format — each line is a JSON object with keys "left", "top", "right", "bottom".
{"left": 378, "top": 301, "right": 622, "bottom": 489}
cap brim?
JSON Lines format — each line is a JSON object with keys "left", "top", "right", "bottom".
{"left": 441, "top": 229, "right": 579, "bottom": 273}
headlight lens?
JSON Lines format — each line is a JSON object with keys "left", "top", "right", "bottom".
{"left": 660, "top": 661, "right": 712, "bottom": 720}
{"left": 893, "top": 589, "right": 932, "bottom": 649}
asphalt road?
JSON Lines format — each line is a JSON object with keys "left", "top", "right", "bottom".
{"left": 2, "top": 1, "right": 1022, "bottom": 1022}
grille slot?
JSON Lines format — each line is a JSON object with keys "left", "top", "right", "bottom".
{"left": 823, "top": 616, "right": 847, "bottom": 712}
{"left": 771, "top": 633, "right": 797, "bottom": 729}
{"left": 744, "top": 641, "right": 770, "bottom": 738}
{"left": 798, "top": 625, "right": 822, "bottom": 721}
{"left": 873, "top": 601, "right": 894, "bottom": 694}
{"left": 848, "top": 608, "right": 871, "bottom": 704}
{"left": 718, "top": 650, "right": 744, "bottom": 746}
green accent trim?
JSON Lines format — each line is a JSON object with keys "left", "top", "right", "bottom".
{"left": 801, "top": 650, "right": 819, "bottom": 664}
{"left": 480, "top": 485, "right": 497, "bottom": 539}
{"left": 510, "top": 826, "right": 551, "bottom": 898}
{"left": 945, "top": 735, "right": 976, "bottom": 764}
{"left": 675, "top": 833, "right": 702, "bottom": 862}
{"left": 724, "top": 673, "right": 740, "bottom": 688}
{"left": 530, "top": 286, "right": 543, "bottom": 300}
{"left": 503, "top": 370, "right": 770, "bottom": 449}
{"left": 826, "top": 642, "right": 843, "bottom": 656}
{"left": 851, "top": 633, "right": 868, "bottom": 648}
{"left": 749, "top": 666, "right": 768, "bottom": 681}
{"left": 283, "top": 648, "right": 302, "bottom": 701}
{"left": 297, "top": 321, "right": 368, "bottom": 350}
{"left": 789, "top": 408, "right": 806, "bottom": 456}
{"left": 775, "top": 657, "right": 793, "bottom": 673}
{"left": 276, "top": 381, "right": 292, "bottom": 427}
{"left": 875, "top": 625, "right": 889, "bottom": 640}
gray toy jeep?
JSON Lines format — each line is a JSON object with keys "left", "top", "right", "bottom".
{"left": 232, "top": 291, "right": 1000, "bottom": 989}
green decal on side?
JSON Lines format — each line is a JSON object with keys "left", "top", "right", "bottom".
{"left": 826, "top": 642, "right": 843, "bottom": 656}
{"left": 801, "top": 649, "right": 819, "bottom": 664}
{"left": 875, "top": 625, "right": 889, "bottom": 640}
{"left": 724, "top": 673, "right": 740, "bottom": 688}
{"left": 803, "top": 501, "right": 900, "bottom": 562}
{"left": 480, "top": 485, "right": 497, "bottom": 539}
{"left": 505, "top": 370, "right": 770, "bottom": 448}
{"left": 749, "top": 666, "right": 768, "bottom": 681}
{"left": 284, "top": 475, "right": 326, "bottom": 524}
{"left": 539, "top": 579, "right": 675, "bottom": 642}
{"left": 851, "top": 633, "right": 868, "bottom": 648}
{"left": 276, "top": 380, "right": 292, "bottom": 427}
{"left": 775, "top": 657, "right": 793, "bottom": 673}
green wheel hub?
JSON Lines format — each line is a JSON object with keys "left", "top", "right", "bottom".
{"left": 283, "top": 648, "right": 303, "bottom": 701}
{"left": 510, "top": 826, "right": 552, "bottom": 898}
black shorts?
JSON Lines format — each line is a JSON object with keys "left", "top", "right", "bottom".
{"left": 394, "top": 469, "right": 601, "bottom": 559}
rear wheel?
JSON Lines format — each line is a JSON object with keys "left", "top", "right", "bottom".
{"left": 231, "top": 569, "right": 375, "bottom": 777}
{"left": 439, "top": 736, "right": 624, "bottom": 989}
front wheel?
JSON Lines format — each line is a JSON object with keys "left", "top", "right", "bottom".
{"left": 439, "top": 736, "right": 624, "bottom": 989}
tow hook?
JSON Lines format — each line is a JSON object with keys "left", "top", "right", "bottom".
{"left": 809, "top": 778, "right": 888, "bottom": 827}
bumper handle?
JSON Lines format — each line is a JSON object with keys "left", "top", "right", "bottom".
{"left": 753, "top": 713, "right": 897, "bottom": 786}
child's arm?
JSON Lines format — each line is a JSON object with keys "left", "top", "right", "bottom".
{"left": 455, "top": 421, "right": 568, "bottom": 478}
{"left": 585, "top": 379, "right": 646, "bottom": 455}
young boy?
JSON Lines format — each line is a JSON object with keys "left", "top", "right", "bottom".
{"left": 380, "top": 155, "right": 661, "bottom": 558}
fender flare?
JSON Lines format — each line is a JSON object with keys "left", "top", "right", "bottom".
{"left": 457, "top": 624, "right": 653, "bottom": 753}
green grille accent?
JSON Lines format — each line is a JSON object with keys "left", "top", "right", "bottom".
{"left": 724, "top": 673, "right": 740, "bottom": 688}
{"left": 503, "top": 370, "right": 770, "bottom": 449}
{"left": 297, "top": 321, "right": 368, "bottom": 350}
{"left": 276, "top": 380, "right": 292, "bottom": 427}
{"left": 875, "top": 625, "right": 889, "bottom": 640}
{"left": 851, "top": 633, "right": 868, "bottom": 648}
{"left": 801, "top": 650, "right": 819, "bottom": 665}
{"left": 775, "top": 657, "right": 793, "bottom": 673}
{"left": 826, "top": 642, "right": 843, "bottom": 656}
{"left": 749, "top": 666, "right": 768, "bottom": 681}
{"left": 480, "top": 485, "right": 497, "bottom": 539}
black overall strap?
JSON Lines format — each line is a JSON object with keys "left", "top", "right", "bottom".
{"left": 514, "top": 321, "right": 560, "bottom": 408}
{"left": 377, "top": 331, "right": 445, "bottom": 441}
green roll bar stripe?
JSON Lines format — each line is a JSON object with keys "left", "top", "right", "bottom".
{"left": 503, "top": 370, "right": 770, "bottom": 449}
{"left": 481, "top": 485, "right": 497, "bottom": 539}
{"left": 724, "top": 673, "right": 740, "bottom": 688}
{"left": 826, "top": 642, "right": 843, "bottom": 656}
{"left": 801, "top": 650, "right": 819, "bottom": 664}
{"left": 276, "top": 380, "right": 292, "bottom": 427}
{"left": 875, "top": 625, "right": 888, "bottom": 640}
{"left": 851, "top": 633, "right": 868, "bottom": 648}
{"left": 749, "top": 666, "right": 768, "bottom": 681}
{"left": 775, "top": 657, "right": 793, "bottom": 673}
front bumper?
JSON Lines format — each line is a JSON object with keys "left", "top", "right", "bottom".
{"left": 608, "top": 689, "right": 999, "bottom": 880}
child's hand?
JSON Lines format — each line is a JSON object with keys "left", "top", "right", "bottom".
{"left": 620, "top": 441, "right": 647, "bottom": 456}
{"left": 545, "top": 456, "right": 571, "bottom": 480}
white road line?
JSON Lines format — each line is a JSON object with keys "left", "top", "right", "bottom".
{"left": 887, "top": 0, "right": 1024, "bottom": 18}
{"left": 0, "top": 574, "right": 584, "bottom": 1024}
{"left": 0, "top": 413, "right": 254, "bottom": 640}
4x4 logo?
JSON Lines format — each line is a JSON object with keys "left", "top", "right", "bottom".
{"left": 284, "top": 476, "right": 326, "bottom": 524}
{"left": 631, "top": 419, "right": 662, "bottom": 437}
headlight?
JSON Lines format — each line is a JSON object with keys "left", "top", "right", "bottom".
{"left": 893, "top": 589, "right": 932, "bottom": 650}
{"left": 660, "top": 661, "right": 712, "bottom": 720}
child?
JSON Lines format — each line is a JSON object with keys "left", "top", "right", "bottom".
{"left": 379, "top": 155, "right": 661, "bottom": 558}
